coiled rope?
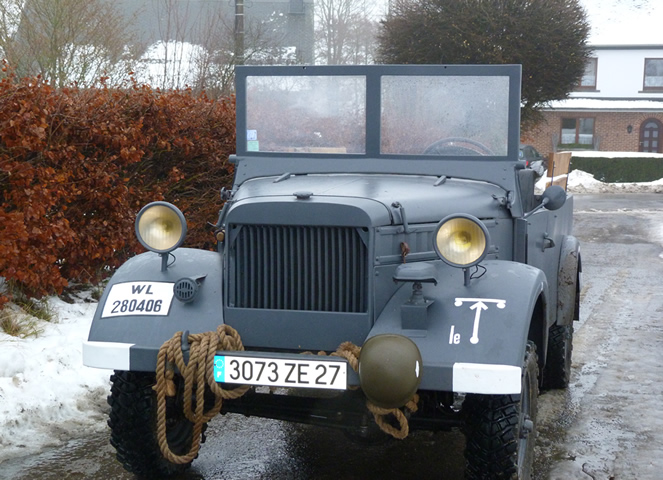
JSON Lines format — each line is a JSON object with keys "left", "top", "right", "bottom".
{"left": 153, "top": 326, "right": 419, "bottom": 464}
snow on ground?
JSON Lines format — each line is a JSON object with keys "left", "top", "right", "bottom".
{"left": 0, "top": 293, "right": 111, "bottom": 464}
{"left": 0, "top": 168, "right": 661, "bottom": 465}
{"left": 545, "top": 170, "right": 663, "bottom": 194}
{"left": 537, "top": 169, "right": 663, "bottom": 194}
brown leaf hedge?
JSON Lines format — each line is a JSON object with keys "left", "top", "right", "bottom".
{"left": 0, "top": 73, "right": 235, "bottom": 307}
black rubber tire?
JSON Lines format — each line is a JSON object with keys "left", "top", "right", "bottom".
{"left": 107, "top": 370, "right": 196, "bottom": 478}
{"left": 463, "top": 342, "right": 539, "bottom": 480}
{"left": 542, "top": 324, "right": 573, "bottom": 390}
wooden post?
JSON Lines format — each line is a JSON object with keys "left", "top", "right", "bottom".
{"left": 546, "top": 152, "right": 572, "bottom": 190}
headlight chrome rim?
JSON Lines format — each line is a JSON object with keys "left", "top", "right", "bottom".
{"left": 135, "top": 201, "right": 187, "bottom": 254}
{"left": 433, "top": 214, "right": 489, "bottom": 268}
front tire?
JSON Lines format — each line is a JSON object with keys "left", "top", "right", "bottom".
{"left": 107, "top": 371, "right": 196, "bottom": 478}
{"left": 542, "top": 323, "right": 573, "bottom": 390}
{"left": 463, "top": 342, "right": 539, "bottom": 479}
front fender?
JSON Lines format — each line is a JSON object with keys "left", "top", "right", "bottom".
{"left": 557, "top": 236, "right": 580, "bottom": 326}
{"left": 83, "top": 248, "right": 224, "bottom": 371}
{"left": 369, "top": 260, "right": 548, "bottom": 394}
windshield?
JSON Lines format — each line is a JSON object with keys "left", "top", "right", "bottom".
{"left": 381, "top": 76, "right": 509, "bottom": 156}
{"left": 236, "top": 65, "right": 520, "bottom": 159}
{"left": 246, "top": 75, "right": 366, "bottom": 154}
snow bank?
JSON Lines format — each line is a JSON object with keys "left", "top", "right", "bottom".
{"left": 0, "top": 295, "right": 111, "bottom": 463}
{"left": 537, "top": 169, "right": 663, "bottom": 194}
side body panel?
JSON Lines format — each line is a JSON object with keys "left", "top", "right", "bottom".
{"left": 525, "top": 194, "right": 574, "bottom": 328}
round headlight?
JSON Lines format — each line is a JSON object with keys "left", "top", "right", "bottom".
{"left": 433, "top": 214, "right": 489, "bottom": 268}
{"left": 135, "top": 202, "right": 187, "bottom": 253}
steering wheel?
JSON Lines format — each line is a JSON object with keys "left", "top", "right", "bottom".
{"left": 423, "top": 137, "right": 494, "bottom": 156}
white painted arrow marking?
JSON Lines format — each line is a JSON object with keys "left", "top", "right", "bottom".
{"left": 469, "top": 301, "right": 488, "bottom": 344}
{"left": 454, "top": 298, "right": 506, "bottom": 309}
{"left": 454, "top": 298, "right": 507, "bottom": 345}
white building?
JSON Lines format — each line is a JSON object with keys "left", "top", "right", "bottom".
{"left": 527, "top": 44, "right": 663, "bottom": 155}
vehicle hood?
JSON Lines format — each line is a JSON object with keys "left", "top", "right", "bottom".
{"left": 228, "top": 174, "right": 508, "bottom": 226}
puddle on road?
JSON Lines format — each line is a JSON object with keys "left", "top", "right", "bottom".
{"left": 1, "top": 415, "right": 467, "bottom": 480}
{"left": 193, "top": 414, "right": 466, "bottom": 480}
{"left": 0, "top": 432, "right": 132, "bottom": 480}
{"left": 534, "top": 387, "right": 580, "bottom": 479}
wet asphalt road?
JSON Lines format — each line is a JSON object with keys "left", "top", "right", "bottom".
{"left": 2, "top": 193, "right": 662, "bottom": 480}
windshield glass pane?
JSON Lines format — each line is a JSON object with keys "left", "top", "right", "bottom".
{"left": 381, "top": 76, "right": 510, "bottom": 156}
{"left": 246, "top": 75, "right": 366, "bottom": 154}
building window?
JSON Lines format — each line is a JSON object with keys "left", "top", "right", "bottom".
{"left": 561, "top": 118, "right": 595, "bottom": 147}
{"left": 577, "top": 58, "right": 597, "bottom": 90}
{"left": 644, "top": 58, "right": 663, "bottom": 90}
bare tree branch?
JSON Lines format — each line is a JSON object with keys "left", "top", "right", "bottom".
{"left": 0, "top": 0, "right": 141, "bottom": 86}
{"left": 315, "top": 0, "right": 379, "bottom": 65}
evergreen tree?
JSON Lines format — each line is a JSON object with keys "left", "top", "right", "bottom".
{"left": 378, "top": 0, "right": 591, "bottom": 127}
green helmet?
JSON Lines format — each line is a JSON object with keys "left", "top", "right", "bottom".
{"left": 358, "top": 334, "right": 422, "bottom": 409}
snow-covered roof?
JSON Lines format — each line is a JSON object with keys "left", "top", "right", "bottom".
{"left": 570, "top": 150, "right": 663, "bottom": 159}
{"left": 589, "top": 44, "right": 663, "bottom": 50}
{"left": 545, "top": 98, "right": 663, "bottom": 112}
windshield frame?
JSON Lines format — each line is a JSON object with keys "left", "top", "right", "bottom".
{"left": 235, "top": 64, "right": 522, "bottom": 161}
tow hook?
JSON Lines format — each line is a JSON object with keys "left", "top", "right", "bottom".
{"left": 521, "top": 415, "right": 534, "bottom": 438}
{"left": 181, "top": 330, "right": 190, "bottom": 364}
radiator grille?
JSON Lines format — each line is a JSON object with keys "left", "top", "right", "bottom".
{"left": 230, "top": 225, "right": 368, "bottom": 312}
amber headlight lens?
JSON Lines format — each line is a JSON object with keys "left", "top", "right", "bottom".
{"left": 434, "top": 215, "right": 489, "bottom": 267}
{"left": 135, "top": 202, "right": 187, "bottom": 253}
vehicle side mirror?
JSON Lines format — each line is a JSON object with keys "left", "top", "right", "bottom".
{"left": 541, "top": 185, "right": 566, "bottom": 211}
{"left": 524, "top": 185, "right": 566, "bottom": 218}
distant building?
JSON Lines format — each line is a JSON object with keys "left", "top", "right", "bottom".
{"left": 524, "top": 44, "right": 663, "bottom": 155}
{"left": 119, "top": 0, "right": 315, "bottom": 64}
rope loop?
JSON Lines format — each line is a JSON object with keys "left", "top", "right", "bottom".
{"left": 153, "top": 325, "right": 249, "bottom": 465}
{"left": 153, "top": 326, "right": 420, "bottom": 464}
{"left": 366, "top": 393, "right": 419, "bottom": 440}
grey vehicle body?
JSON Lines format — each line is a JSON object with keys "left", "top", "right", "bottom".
{"left": 84, "top": 64, "right": 580, "bottom": 478}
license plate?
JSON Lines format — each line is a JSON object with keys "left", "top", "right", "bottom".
{"left": 100, "top": 282, "right": 174, "bottom": 318}
{"left": 214, "top": 355, "right": 347, "bottom": 390}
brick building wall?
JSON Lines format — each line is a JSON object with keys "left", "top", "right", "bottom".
{"left": 522, "top": 110, "right": 663, "bottom": 156}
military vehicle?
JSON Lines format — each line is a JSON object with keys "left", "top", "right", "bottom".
{"left": 84, "top": 64, "right": 581, "bottom": 479}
